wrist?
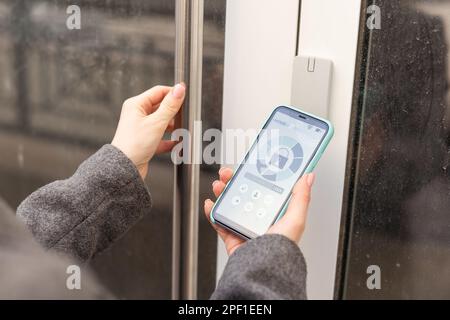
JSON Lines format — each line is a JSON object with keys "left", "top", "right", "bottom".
{"left": 110, "top": 142, "right": 147, "bottom": 180}
{"left": 137, "top": 164, "right": 148, "bottom": 180}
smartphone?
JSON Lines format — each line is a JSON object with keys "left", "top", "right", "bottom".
{"left": 210, "top": 106, "right": 334, "bottom": 239}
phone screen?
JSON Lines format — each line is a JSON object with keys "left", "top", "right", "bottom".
{"left": 212, "top": 106, "right": 330, "bottom": 238}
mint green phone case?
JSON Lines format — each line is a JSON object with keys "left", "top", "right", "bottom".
{"left": 210, "top": 105, "right": 334, "bottom": 230}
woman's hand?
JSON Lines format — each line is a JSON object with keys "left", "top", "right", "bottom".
{"left": 112, "top": 84, "right": 186, "bottom": 179}
{"left": 204, "top": 168, "right": 245, "bottom": 256}
{"left": 204, "top": 168, "right": 315, "bottom": 256}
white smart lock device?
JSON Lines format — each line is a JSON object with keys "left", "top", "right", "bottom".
{"left": 291, "top": 56, "right": 333, "bottom": 118}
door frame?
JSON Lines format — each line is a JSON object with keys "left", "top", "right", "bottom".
{"left": 218, "top": 0, "right": 363, "bottom": 299}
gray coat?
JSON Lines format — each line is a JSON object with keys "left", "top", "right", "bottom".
{"left": 0, "top": 145, "right": 307, "bottom": 299}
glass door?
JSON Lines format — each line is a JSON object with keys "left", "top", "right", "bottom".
{"left": 0, "top": 0, "right": 225, "bottom": 299}
{"left": 294, "top": 0, "right": 450, "bottom": 299}
{"left": 337, "top": 0, "right": 450, "bottom": 299}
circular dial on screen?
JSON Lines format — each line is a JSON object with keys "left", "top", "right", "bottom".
{"left": 256, "top": 136, "right": 304, "bottom": 181}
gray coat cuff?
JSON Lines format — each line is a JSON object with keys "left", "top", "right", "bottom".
{"left": 211, "top": 234, "right": 307, "bottom": 300}
{"left": 17, "top": 144, "right": 152, "bottom": 262}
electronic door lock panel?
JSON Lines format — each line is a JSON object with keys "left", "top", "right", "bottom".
{"left": 291, "top": 56, "right": 333, "bottom": 118}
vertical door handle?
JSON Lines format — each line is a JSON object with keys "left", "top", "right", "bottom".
{"left": 172, "top": 0, "right": 204, "bottom": 300}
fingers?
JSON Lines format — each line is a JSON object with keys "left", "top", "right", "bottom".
{"left": 155, "top": 140, "right": 177, "bottom": 154}
{"left": 204, "top": 197, "right": 245, "bottom": 257}
{"left": 212, "top": 167, "right": 233, "bottom": 197}
{"left": 204, "top": 199, "right": 221, "bottom": 232}
{"left": 204, "top": 199, "right": 214, "bottom": 219}
{"left": 130, "top": 86, "right": 171, "bottom": 114}
{"left": 219, "top": 167, "right": 233, "bottom": 184}
{"left": 277, "top": 173, "right": 315, "bottom": 231}
{"left": 166, "top": 119, "right": 175, "bottom": 132}
{"left": 212, "top": 180, "right": 226, "bottom": 198}
{"left": 151, "top": 83, "right": 186, "bottom": 126}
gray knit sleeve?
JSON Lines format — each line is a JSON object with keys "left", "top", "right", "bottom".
{"left": 16, "top": 144, "right": 152, "bottom": 262}
{"left": 211, "top": 234, "right": 307, "bottom": 300}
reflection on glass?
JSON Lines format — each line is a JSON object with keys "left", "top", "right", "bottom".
{"left": 343, "top": 0, "right": 450, "bottom": 299}
{"left": 198, "top": 0, "right": 226, "bottom": 298}
{"left": 0, "top": 0, "right": 225, "bottom": 299}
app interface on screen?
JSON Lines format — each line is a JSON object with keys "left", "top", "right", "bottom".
{"left": 216, "top": 111, "right": 327, "bottom": 236}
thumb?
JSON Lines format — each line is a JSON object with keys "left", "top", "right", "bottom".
{"left": 273, "top": 173, "right": 315, "bottom": 239}
{"left": 152, "top": 83, "right": 186, "bottom": 125}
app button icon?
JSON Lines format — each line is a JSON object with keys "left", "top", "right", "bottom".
{"left": 232, "top": 196, "right": 241, "bottom": 206}
{"left": 256, "top": 208, "right": 266, "bottom": 218}
{"left": 251, "top": 189, "right": 262, "bottom": 200}
{"left": 244, "top": 202, "right": 254, "bottom": 212}
{"left": 269, "top": 148, "right": 290, "bottom": 170}
{"left": 239, "top": 184, "right": 248, "bottom": 193}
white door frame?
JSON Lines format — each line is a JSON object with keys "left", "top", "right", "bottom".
{"left": 218, "top": 0, "right": 362, "bottom": 299}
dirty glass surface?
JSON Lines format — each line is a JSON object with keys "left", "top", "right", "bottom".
{"left": 198, "top": 0, "right": 226, "bottom": 299}
{"left": 0, "top": 0, "right": 225, "bottom": 299}
{"left": 341, "top": 0, "right": 450, "bottom": 299}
